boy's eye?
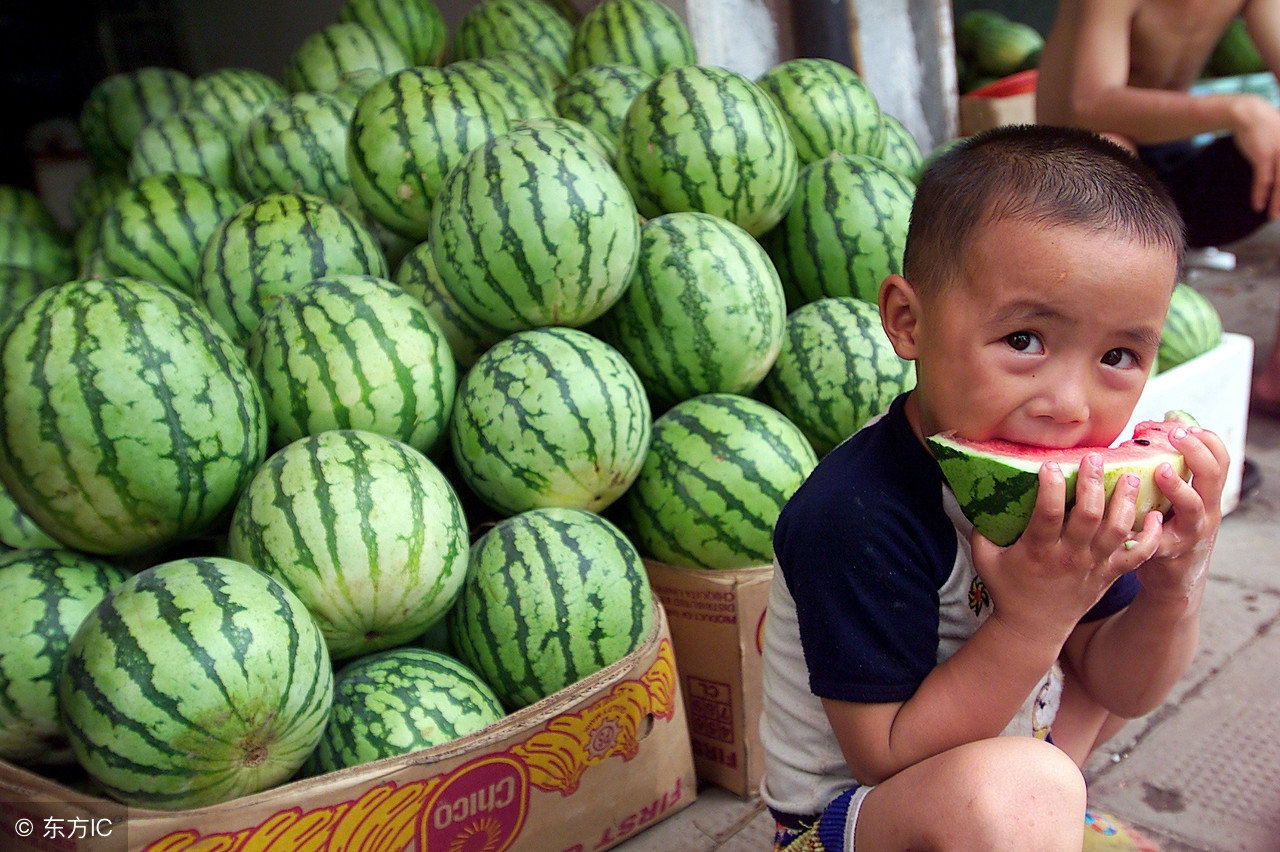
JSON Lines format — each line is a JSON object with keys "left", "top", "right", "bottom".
{"left": 1005, "top": 331, "right": 1043, "bottom": 353}
{"left": 1102, "top": 348, "right": 1139, "bottom": 368}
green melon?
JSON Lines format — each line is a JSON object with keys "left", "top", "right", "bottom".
{"left": 875, "top": 113, "right": 924, "bottom": 183}
{"left": 452, "top": 0, "right": 574, "bottom": 74}
{"left": 756, "top": 57, "right": 886, "bottom": 163}
{"left": 245, "top": 274, "right": 456, "bottom": 453}
{"left": 763, "top": 297, "right": 916, "bottom": 456}
{"left": 59, "top": 556, "right": 333, "bottom": 809}
{"left": 0, "top": 186, "right": 60, "bottom": 233}
{"left": 0, "top": 277, "right": 268, "bottom": 556}
{"left": 0, "top": 479, "right": 61, "bottom": 550}
{"left": 768, "top": 152, "right": 914, "bottom": 308}
{"left": 443, "top": 54, "right": 557, "bottom": 119}
{"left": 450, "top": 507, "right": 654, "bottom": 709}
{"left": 0, "top": 218, "right": 75, "bottom": 285}
{"left": 627, "top": 393, "right": 818, "bottom": 569}
{"left": 393, "top": 238, "right": 507, "bottom": 370}
{"left": 306, "top": 647, "right": 504, "bottom": 773}
{"left": 189, "top": 68, "right": 289, "bottom": 144}
{"left": 0, "top": 549, "right": 129, "bottom": 766}
{"left": 285, "top": 21, "right": 410, "bottom": 95}
{"left": 595, "top": 211, "right": 786, "bottom": 405}
{"left": 553, "top": 63, "right": 656, "bottom": 151}
{"left": 340, "top": 0, "right": 448, "bottom": 67}
{"left": 195, "top": 191, "right": 389, "bottom": 345}
{"left": 1158, "top": 282, "right": 1223, "bottom": 372}
{"left": 568, "top": 0, "right": 696, "bottom": 76}
{"left": 616, "top": 64, "right": 798, "bottom": 237}
{"left": 127, "top": 110, "right": 238, "bottom": 189}
{"left": 927, "top": 414, "right": 1194, "bottom": 547}
{"left": 70, "top": 171, "right": 129, "bottom": 232}
{"left": 0, "top": 264, "right": 52, "bottom": 326}
{"left": 227, "top": 429, "right": 470, "bottom": 661}
{"left": 430, "top": 124, "right": 640, "bottom": 331}
{"left": 449, "top": 327, "right": 651, "bottom": 515}
{"left": 79, "top": 67, "right": 194, "bottom": 175}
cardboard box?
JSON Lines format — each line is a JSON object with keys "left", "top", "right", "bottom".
{"left": 1126, "top": 331, "right": 1254, "bottom": 515}
{"left": 643, "top": 560, "right": 771, "bottom": 799}
{"left": 0, "top": 596, "right": 696, "bottom": 852}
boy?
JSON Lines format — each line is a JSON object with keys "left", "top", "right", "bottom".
{"left": 1035, "top": 0, "right": 1280, "bottom": 414}
{"left": 759, "top": 125, "right": 1230, "bottom": 851}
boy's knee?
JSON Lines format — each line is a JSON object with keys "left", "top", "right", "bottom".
{"left": 964, "top": 739, "right": 1086, "bottom": 848}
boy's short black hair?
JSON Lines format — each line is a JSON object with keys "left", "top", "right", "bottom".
{"left": 903, "top": 124, "right": 1185, "bottom": 295}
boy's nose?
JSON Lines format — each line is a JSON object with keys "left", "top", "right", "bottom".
{"left": 1034, "top": 378, "right": 1089, "bottom": 423}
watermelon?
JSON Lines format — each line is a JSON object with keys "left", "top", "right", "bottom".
{"left": 393, "top": 238, "right": 506, "bottom": 370}
{"left": 595, "top": 211, "right": 786, "bottom": 405}
{"left": 513, "top": 114, "right": 617, "bottom": 164}
{"left": 58, "top": 556, "right": 334, "bottom": 809}
{"left": 756, "top": 57, "right": 886, "bottom": 163}
{"left": 449, "top": 327, "right": 651, "bottom": 515}
{"left": 0, "top": 264, "right": 52, "bottom": 326}
{"left": 450, "top": 507, "right": 655, "bottom": 709}
{"left": 340, "top": 0, "right": 448, "bottom": 67}
{"left": 763, "top": 297, "right": 916, "bottom": 456}
{"left": 0, "top": 185, "right": 60, "bottom": 233}
{"left": 195, "top": 191, "right": 389, "bottom": 345}
{"left": 94, "top": 171, "right": 246, "bottom": 297}
{"left": 768, "top": 152, "right": 914, "bottom": 308}
{"left": 127, "top": 110, "right": 238, "bottom": 189}
{"left": 226, "top": 429, "right": 470, "bottom": 661}
{"left": 627, "top": 393, "right": 818, "bottom": 569}
{"left": 443, "top": 54, "right": 557, "bottom": 119}
{"left": 970, "top": 16, "right": 1044, "bottom": 77}
{"left": 0, "top": 277, "right": 268, "bottom": 556}
{"left": 245, "top": 273, "right": 456, "bottom": 453}
{"left": 1209, "top": 18, "right": 1266, "bottom": 76}
{"left": 285, "top": 21, "right": 410, "bottom": 95}
{"left": 189, "top": 68, "right": 289, "bottom": 144}
{"left": 876, "top": 113, "right": 924, "bottom": 183}
{"left": 927, "top": 414, "right": 1194, "bottom": 547}
{"left": 452, "top": 0, "right": 574, "bottom": 74}
{"left": 234, "top": 91, "right": 359, "bottom": 213}
{"left": 347, "top": 66, "right": 514, "bottom": 241}
{"left": 553, "top": 63, "right": 656, "bottom": 151}
{"left": 431, "top": 124, "right": 640, "bottom": 332}
{"left": 70, "top": 171, "right": 129, "bottom": 232}
{"left": 79, "top": 67, "right": 194, "bottom": 175}
{"left": 568, "top": 0, "right": 697, "bottom": 76}
{"left": 0, "top": 549, "right": 130, "bottom": 766}
{"left": 0, "top": 218, "right": 75, "bottom": 285}
{"left": 0, "top": 479, "right": 61, "bottom": 550}
{"left": 306, "top": 647, "right": 504, "bottom": 774}
{"left": 616, "top": 64, "right": 799, "bottom": 237}
{"left": 1158, "top": 282, "right": 1223, "bottom": 372}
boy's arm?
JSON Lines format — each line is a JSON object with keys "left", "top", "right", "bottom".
{"left": 1059, "top": 426, "right": 1227, "bottom": 719}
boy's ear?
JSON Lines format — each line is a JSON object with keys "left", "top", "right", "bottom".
{"left": 879, "top": 274, "right": 922, "bottom": 360}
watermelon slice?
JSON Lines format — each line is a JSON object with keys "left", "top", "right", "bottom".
{"left": 927, "top": 413, "right": 1194, "bottom": 546}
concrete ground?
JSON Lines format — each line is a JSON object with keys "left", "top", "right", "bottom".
{"left": 614, "top": 222, "right": 1280, "bottom": 852}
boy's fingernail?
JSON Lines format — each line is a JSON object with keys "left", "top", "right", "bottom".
{"left": 1172, "top": 427, "right": 1187, "bottom": 440}
{"left": 1125, "top": 473, "right": 1140, "bottom": 488}
{"left": 1087, "top": 452, "right": 1103, "bottom": 468}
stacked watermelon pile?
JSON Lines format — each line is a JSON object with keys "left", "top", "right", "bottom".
{"left": 0, "top": 0, "right": 1219, "bottom": 813}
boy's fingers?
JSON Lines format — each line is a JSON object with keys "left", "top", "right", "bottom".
{"left": 1169, "top": 427, "right": 1228, "bottom": 507}
{"left": 1093, "top": 472, "right": 1141, "bottom": 555}
{"left": 1062, "top": 453, "right": 1106, "bottom": 546}
{"left": 1022, "top": 461, "right": 1068, "bottom": 547}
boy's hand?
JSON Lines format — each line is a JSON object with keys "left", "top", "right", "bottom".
{"left": 1135, "top": 425, "right": 1229, "bottom": 600}
{"left": 970, "top": 453, "right": 1163, "bottom": 644}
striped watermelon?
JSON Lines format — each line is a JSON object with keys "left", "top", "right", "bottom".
{"left": 444, "top": 54, "right": 557, "bottom": 119}
{"left": 59, "top": 556, "right": 333, "bottom": 809}
{"left": 70, "top": 171, "right": 128, "bottom": 232}
{"left": 450, "top": 507, "right": 654, "bottom": 709}
{"left": 189, "top": 68, "right": 289, "bottom": 144}
{"left": 306, "top": 647, "right": 504, "bottom": 773}
{"left": 1158, "top": 282, "right": 1223, "bottom": 372}
{"left": 514, "top": 114, "right": 617, "bottom": 163}
{"left": 0, "top": 549, "right": 129, "bottom": 765}
{"left": 226, "top": 429, "right": 470, "bottom": 661}
{"left": 127, "top": 110, "right": 238, "bottom": 189}
{"left": 235, "top": 91, "right": 359, "bottom": 212}
{"left": 768, "top": 152, "right": 914, "bottom": 308}
{"left": 340, "top": 0, "right": 448, "bottom": 67}
{"left": 617, "top": 64, "right": 799, "bottom": 237}
{"left": 0, "top": 479, "right": 61, "bottom": 550}
{"left": 875, "top": 113, "right": 924, "bottom": 183}
{"left": 763, "top": 297, "right": 916, "bottom": 456}
{"left": 554, "top": 63, "right": 656, "bottom": 151}
{"left": 285, "top": 21, "right": 410, "bottom": 95}
{"left": 347, "top": 66, "right": 515, "bottom": 241}
{"left": 568, "top": 0, "right": 696, "bottom": 76}
{"left": 0, "top": 186, "right": 60, "bottom": 233}
{"left": 450, "top": 327, "right": 651, "bottom": 515}
{"left": 627, "top": 393, "right": 818, "bottom": 569}
{"left": 78, "top": 67, "right": 194, "bottom": 175}
{"left": 245, "top": 274, "right": 456, "bottom": 453}
{"left": 756, "top": 57, "right": 886, "bottom": 164}
{"left": 95, "top": 172, "right": 246, "bottom": 297}
{"left": 452, "top": 0, "right": 574, "bottom": 74}
{"left": 0, "top": 264, "right": 52, "bottom": 324}
{"left": 0, "top": 277, "right": 268, "bottom": 556}
{"left": 393, "top": 237, "right": 506, "bottom": 370}
{"left": 431, "top": 124, "right": 640, "bottom": 332}
{"left": 595, "top": 211, "right": 786, "bottom": 405}
{"left": 195, "top": 191, "right": 389, "bottom": 345}
{"left": 0, "top": 218, "right": 75, "bottom": 285}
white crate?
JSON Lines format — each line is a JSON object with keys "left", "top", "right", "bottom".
{"left": 1126, "top": 333, "right": 1254, "bottom": 515}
